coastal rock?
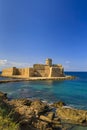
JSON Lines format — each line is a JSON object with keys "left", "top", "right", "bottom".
{"left": 0, "top": 91, "right": 12, "bottom": 115}
{"left": 30, "top": 99, "right": 49, "bottom": 116}
{"left": 33, "top": 115, "right": 61, "bottom": 130}
{"left": 1, "top": 91, "right": 87, "bottom": 130}
{"left": 56, "top": 107, "right": 87, "bottom": 124}
{"left": 47, "top": 112, "right": 55, "bottom": 120}
{"left": 9, "top": 98, "right": 62, "bottom": 129}
{"left": 10, "top": 99, "right": 32, "bottom": 107}
{"left": 0, "top": 91, "right": 7, "bottom": 100}
{"left": 52, "top": 101, "right": 66, "bottom": 108}
{"left": 40, "top": 115, "right": 52, "bottom": 122}
{"left": 9, "top": 99, "right": 35, "bottom": 122}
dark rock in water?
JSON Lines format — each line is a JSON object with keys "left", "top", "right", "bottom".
{"left": 0, "top": 91, "right": 7, "bottom": 100}
{"left": 52, "top": 101, "right": 66, "bottom": 108}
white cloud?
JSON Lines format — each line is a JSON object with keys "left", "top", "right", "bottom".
{"left": 65, "top": 60, "right": 70, "bottom": 64}
{"left": 0, "top": 59, "right": 31, "bottom": 70}
{"left": 0, "top": 60, "right": 8, "bottom": 66}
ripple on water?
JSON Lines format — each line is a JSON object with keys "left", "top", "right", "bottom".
{"left": 0, "top": 72, "right": 87, "bottom": 109}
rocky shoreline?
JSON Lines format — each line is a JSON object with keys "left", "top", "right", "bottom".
{"left": 0, "top": 91, "right": 87, "bottom": 130}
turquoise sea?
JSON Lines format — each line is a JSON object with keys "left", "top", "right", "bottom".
{"left": 0, "top": 72, "right": 87, "bottom": 129}
{"left": 0, "top": 72, "right": 87, "bottom": 110}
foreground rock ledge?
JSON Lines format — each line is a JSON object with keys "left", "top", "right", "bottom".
{"left": 0, "top": 91, "right": 87, "bottom": 130}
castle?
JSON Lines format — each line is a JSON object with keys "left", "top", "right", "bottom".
{"left": 2, "top": 59, "right": 64, "bottom": 78}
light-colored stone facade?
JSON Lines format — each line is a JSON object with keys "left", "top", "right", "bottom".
{"left": 2, "top": 59, "right": 64, "bottom": 77}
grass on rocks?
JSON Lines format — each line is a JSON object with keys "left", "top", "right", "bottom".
{"left": 0, "top": 107, "right": 20, "bottom": 130}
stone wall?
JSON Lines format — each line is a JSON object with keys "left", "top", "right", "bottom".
{"left": 33, "top": 64, "right": 50, "bottom": 77}
{"left": 24, "top": 68, "right": 34, "bottom": 77}
{"left": 16, "top": 68, "right": 34, "bottom": 77}
{"left": 49, "top": 66, "right": 64, "bottom": 77}
{"left": 2, "top": 67, "right": 17, "bottom": 76}
{"left": 16, "top": 68, "right": 27, "bottom": 75}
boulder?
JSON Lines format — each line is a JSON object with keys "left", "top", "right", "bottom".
{"left": 52, "top": 101, "right": 66, "bottom": 108}
{"left": 47, "top": 112, "right": 55, "bottom": 120}
{"left": 0, "top": 91, "right": 7, "bottom": 100}
{"left": 40, "top": 115, "right": 52, "bottom": 122}
{"left": 39, "top": 115, "right": 61, "bottom": 129}
{"left": 56, "top": 107, "right": 87, "bottom": 124}
{"left": 30, "top": 100, "right": 49, "bottom": 116}
{"left": 9, "top": 99, "right": 32, "bottom": 107}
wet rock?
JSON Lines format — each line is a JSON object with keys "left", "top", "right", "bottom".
{"left": 52, "top": 101, "right": 66, "bottom": 108}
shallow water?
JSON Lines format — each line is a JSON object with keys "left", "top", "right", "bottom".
{"left": 0, "top": 72, "right": 87, "bottom": 109}
{"left": 0, "top": 72, "right": 87, "bottom": 130}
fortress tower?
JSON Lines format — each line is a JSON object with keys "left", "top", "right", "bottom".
{"left": 45, "top": 58, "right": 52, "bottom": 66}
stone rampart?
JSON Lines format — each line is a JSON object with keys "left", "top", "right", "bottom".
{"left": 2, "top": 67, "right": 16, "bottom": 76}
{"left": 33, "top": 64, "right": 50, "bottom": 77}
{"left": 49, "top": 67, "right": 64, "bottom": 77}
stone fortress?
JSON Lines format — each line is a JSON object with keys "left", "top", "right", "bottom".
{"left": 2, "top": 58, "right": 65, "bottom": 78}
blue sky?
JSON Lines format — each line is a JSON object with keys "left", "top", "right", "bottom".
{"left": 0, "top": 0, "right": 87, "bottom": 71}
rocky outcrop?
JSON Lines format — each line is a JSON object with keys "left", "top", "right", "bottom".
{"left": 0, "top": 91, "right": 7, "bottom": 100}
{"left": 56, "top": 107, "right": 87, "bottom": 124}
{"left": 52, "top": 101, "right": 66, "bottom": 108}
{"left": 9, "top": 99, "right": 62, "bottom": 130}
{"left": 0, "top": 91, "right": 87, "bottom": 130}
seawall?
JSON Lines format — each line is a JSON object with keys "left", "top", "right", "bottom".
{"left": 0, "top": 75, "right": 76, "bottom": 84}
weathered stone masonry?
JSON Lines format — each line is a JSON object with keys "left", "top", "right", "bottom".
{"left": 2, "top": 58, "right": 64, "bottom": 77}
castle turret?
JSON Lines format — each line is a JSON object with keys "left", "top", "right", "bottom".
{"left": 45, "top": 58, "right": 52, "bottom": 66}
